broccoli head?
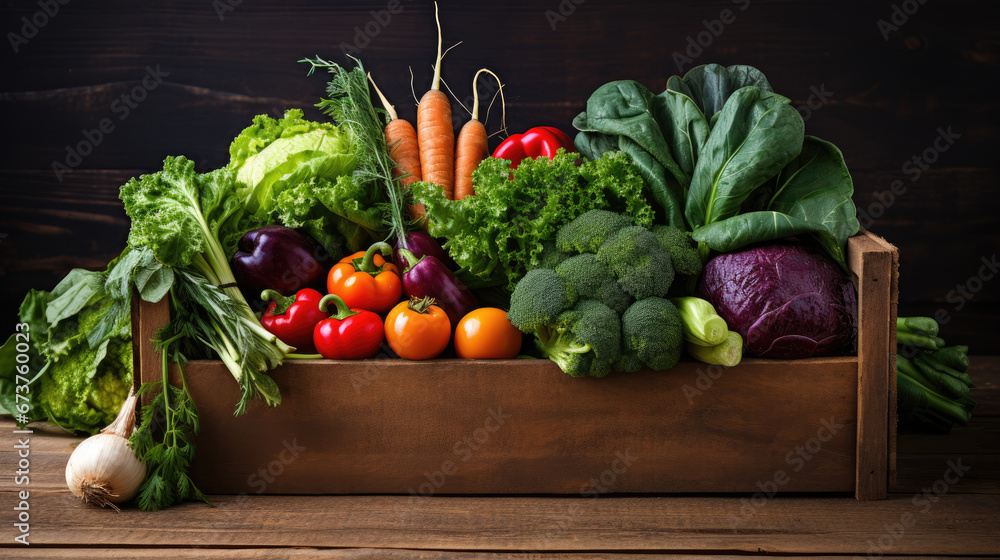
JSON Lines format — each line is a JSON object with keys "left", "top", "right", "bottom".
{"left": 613, "top": 351, "right": 644, "bottom": 374}
{"left": 596, "top": 226, "right": 674, "bottom": 299}
{"left": 537, "top": 299, "right": 621, "bottom": 378}
{"left": 556, "top": 209, "right": 632, "bottom": 254}
{"left": 555, "top": 254, "right": 633, "bottom": 315}
{"left": 531, "top": 239, "right": 571, "bottom": 271}
{"left": 620, "top": 297, "right": 684, "bottom": 371}
{"left": 651, "top": 225, "right": 702, "bottom": 277}
{"left": 507, "top": 268, "right": 577, "bottom": 332}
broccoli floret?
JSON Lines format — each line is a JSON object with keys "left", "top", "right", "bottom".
{"left": 508, "top": 268, "right": 577, "bottom": 332}
{"left": 536, "top": 299, "right": 621, "bottom": 378}
{"left": 556, "top": 209, "right": 632, "bottom": 254}
{"left": 555, "top": 254, "right": 633, "bottom": 315}
{"left": 620, "top": 297, "right": 684, "bottom": 371}
{"left": 614, "top": 352, "right": 643, "bottom": 374}
{"left": 531, "top": 239, "right": 571, "bottom": 271}
{"left": 651, "top": 225, "right": 702, "bottom": 277}
{"left": 596, "top": 226, "right": 674, "bottom": 299}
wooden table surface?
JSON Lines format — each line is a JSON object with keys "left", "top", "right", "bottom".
{"left": 1, "top": 358, "right": 998, "bottom": 558}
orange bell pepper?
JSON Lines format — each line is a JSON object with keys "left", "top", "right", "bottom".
{"left": 327, "top": 242, "right": 402, "bottom": 314}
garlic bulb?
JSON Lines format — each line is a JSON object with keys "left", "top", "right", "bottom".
{"left": 65, "top": 391, "right": 146, "bottom": 510}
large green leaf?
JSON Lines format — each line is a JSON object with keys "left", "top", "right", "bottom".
{"left": 691, "top": 137, "right": 859, "bottom": 269}
{"left": 667, "top": 64, "right": 773, "bottom": 121}
{"left": 767, "top": 136, "right": 860, "bottom": 246}
{"left": 684, "top": 86, "right": 804, "bottom": 230}
{"left": 653, "top": 89, "right": 711, "bottom": 184}
{"left": 692, "top": 211, "right": 847, "bottom": 267}
{"left": 573, "top": 81, "right": 711, "bottom": 228}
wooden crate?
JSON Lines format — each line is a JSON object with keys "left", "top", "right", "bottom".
{"left": 133, "top": 230, "right": 898, "bottom": 500}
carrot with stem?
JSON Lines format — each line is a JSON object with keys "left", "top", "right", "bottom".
{"left": 369, "top": 73, "right": 422, "bottom": 187}
{"left": 369, "top": 73, "right": 427, "bottom": 222}
{"left": 417, "top": 1, "right": 455, "bottom": 199}
{"left": 454, "top": 68, "right": 504, "bottom": 200}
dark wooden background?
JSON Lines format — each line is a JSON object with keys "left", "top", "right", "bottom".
{"left": 1, "top": 0, "right": 997, "bottom": 350}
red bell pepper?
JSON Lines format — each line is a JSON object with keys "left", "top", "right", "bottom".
{"left": 259, "top": 288, "right": 328, "bottom": 354}
{"left": 313, "top": 294, "right": 384, "bottom": 360}
{"left": 492, "top": 126, "right": 577, "bottom": 169}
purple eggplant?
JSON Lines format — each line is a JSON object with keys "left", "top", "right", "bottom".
{"left": 393, "top": 231, "right": 457, "bottom": 271}
{"left": 397, "top": 248, "right": 477, "bottom": 325}
{"left": 232, "top": 225, "right": 329, "bottom": 297}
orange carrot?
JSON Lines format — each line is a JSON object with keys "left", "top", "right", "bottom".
{"left": 369, "top": 73, "right": 426, "bottom": 222}
{"left": 369, "top": 74, "right": 422, "bottom": 187}
{"left": 454, "top": 69, "right": 504, "bottom": 200}
{"left": 417, "top": 1, "right": 455, "bottom": 199}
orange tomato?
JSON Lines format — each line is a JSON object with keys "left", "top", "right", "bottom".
{"left": 384, "top": 297, "right": 451, "bottom": 360}
{"left": 454, "top": 307, "right": 522, "bottom": 359}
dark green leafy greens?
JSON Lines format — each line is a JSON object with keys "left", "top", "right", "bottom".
{"left": 684, "top": 86, "right": 804, "bottom": 230}
{"left": 0, "top": 266, "right": 132, "bottom": 434}
{"left": 692, "top": 136, "right": 859, "bottom": 266}
{"left": 574, "top": 63, "right": 859, "bottom": 269}
{"left": 119, "top": 156, "right": 290, "bottom": 412}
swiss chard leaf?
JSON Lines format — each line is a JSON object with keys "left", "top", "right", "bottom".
{"left": 573, "top": 81, "right": 709, "bottom": 228}
{"left": 691, "top": 136, "right": 859, "bottom": 269}
{"left": 667, "top": 63, "right": 773, "bottom": 121}
{"left": 652, "top": 89, "right": 711, "bottom": 186}
{"left": 684, "top": 86, "right": 804, "bottom": 230}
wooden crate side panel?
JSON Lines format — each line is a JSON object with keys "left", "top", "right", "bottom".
{"left": 866, "top": 231, "right": 900, "bottom": 490}
{"left": 849, "top": 231, "right": 896, "bottom": 500}
{"left": 136, "top": 296, "right": 170, "bottom": 406}
{"left": 177, "top": 358, "right": 859, "bottom": 495}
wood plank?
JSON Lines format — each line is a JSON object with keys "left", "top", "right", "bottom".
{"left": 135, "top": 296, "right": 169, "bottom": 406}
{"left": 160, "top": 357, "right": 858, "bottom": 495}
{"left": 850, "top": 231, "right": 895, "bottom": 499}
{"left": 4, "top": 490, "right": 1000, "bottom": 555}
{"left": 3, "top": 551, "right": 992, "bottom": 560}
{"left": 1, "top": 1, "right": 996, "bottom": 171}
{"left": 899, "top": 421, "right": 1000, "bottom": 456}
{"left": 893, "top": 454, "right": 1000, "bottom": 495}
{"left": 967, "top": 359, "right": 1000, "bottom": 418}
